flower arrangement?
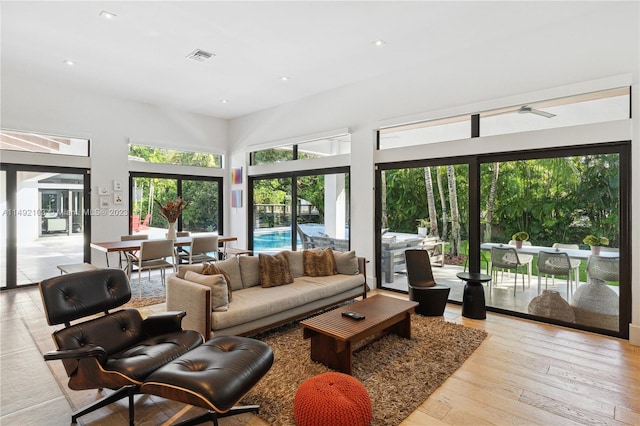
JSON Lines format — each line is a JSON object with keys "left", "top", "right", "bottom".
{"left": 583, "top": 235, "right": 609, "bottom": 247}
{"left": 511, "top": 231, "right": 529, "bottom": 242}
{"left": 155, "top": 197, "right": 190, "bottom": 223}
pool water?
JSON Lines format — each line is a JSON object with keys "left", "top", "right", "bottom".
{"left": 253, "top": 229, "right": 300, "bottom": 251}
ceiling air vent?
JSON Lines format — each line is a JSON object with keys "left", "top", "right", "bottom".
{"left": 186, "top": 49, "right": 214, "bottom": 63}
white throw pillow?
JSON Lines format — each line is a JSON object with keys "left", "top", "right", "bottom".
{"left": 184, "top": 270, "right": 229, "bottom": 311}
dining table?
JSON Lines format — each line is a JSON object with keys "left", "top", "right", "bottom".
{"left": 91, "top": 234, "right": 237, "bottom": 267}
{"left": 479, "top": 242, "right": 619, "bottom": 260}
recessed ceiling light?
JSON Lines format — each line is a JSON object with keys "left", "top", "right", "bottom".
{"left": 279, "top": 76, "right": 291, "bottom": 81}
{"left": 220, "top": 99, "right": 230, "bottom": 104}
{"left": 63, "top": 59, "right": 76, "bottom": 66}
{"left": 372, "top": 40, "right": 386, "bottom": 47}
{"left": 99, "top": 10, "right": 117, "bottom": 19}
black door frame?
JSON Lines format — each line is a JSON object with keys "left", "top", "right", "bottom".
{"left": 1, "top": 163, "right": 91, "bottom": 289}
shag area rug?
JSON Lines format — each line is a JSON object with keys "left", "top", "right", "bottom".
{"left": 240, "top": 315, "right": 487, "bottom": 425}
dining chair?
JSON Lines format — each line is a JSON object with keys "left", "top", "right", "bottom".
{"left": 507, "top": 240, "right": 533, "bottom": 285}
{"left": 491, "top": 246, "right": 528, "bottom": 295}
{"left": 537, "top": 251, "right": 573, "bottom": 300}
{"left": 126, "top": 239, "right": 176, "bottom": 297}
{"left": 552, "top": 243, "right": 582, "bottom": 287}
{"left": 119, "top": 234, "right": 149, "bottom": 270}
{"left": 177, "top": 235, "right": 219, "bottom": 264}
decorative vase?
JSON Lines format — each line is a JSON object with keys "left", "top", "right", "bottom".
{"left": 166, "top": 221, "right": 177, "bottom": 240}
{"left": 417, "top": 227, "right": 427, "bottom": 237}
{"left": 515, "top": 240, "right": 523, "bottom": 249}
{"left": 591, "top": 245, "right": 601, "bottom": 255}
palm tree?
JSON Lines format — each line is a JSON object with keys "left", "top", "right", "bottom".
{"left": 485, "top": 162, "right": 499, "bottom": 241}
{"left": 447, "top": 165, "right": 461, "bottom": 255}
{"left": 424, "top": 167, "right": 439, "bottom": 237}
{"left": 436, "top": 166, "right": 448, "bottom": 240}
{"left": 380, "top": 170, "right": 388, "bottom": 229}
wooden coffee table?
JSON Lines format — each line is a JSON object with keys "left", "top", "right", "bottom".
{"left": 300, "top": 295, "right": 419, "bottom": 374}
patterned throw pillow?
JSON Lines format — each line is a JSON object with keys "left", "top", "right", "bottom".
{"left": 303, "top": 248, "right": 337, "bottom": 277}
{"left": 184, "top": 271, "right": 229, "bottom": 312}
{"left": 259, "top": 252, "right": 294, "bottom": 288}
{"left": 202, "top": 262, "right": 233, "bottom": 302}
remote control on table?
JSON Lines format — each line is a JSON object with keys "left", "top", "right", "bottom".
{"left": 342, "top": 311, "right": 365, "bottom": 320}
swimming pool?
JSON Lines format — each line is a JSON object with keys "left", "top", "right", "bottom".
{"left": 253, "top": 228, "right": 300, "bottom": 251}
{"left": 253, "top": 224, "right": 348, "bottom": 252}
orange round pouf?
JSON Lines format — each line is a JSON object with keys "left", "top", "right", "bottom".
{"left": 293, "top": 372, "right": 373, "bottom": 426}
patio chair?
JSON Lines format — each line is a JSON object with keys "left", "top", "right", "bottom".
{"left": 552, "top": 243, "right": 582, "bottom": 286}
{"left": 491, "top": 246, "right": 528, "bottom": 295}
{"left": 537, "top": 251, "right": 573, "bottom": 301}
{"left": 462, "top": 240, "right": 490, "bottom": 275}
{"left": 405, "top": 249, "right": 450, "bottom": 316}
{"left": 586, "top": 255, "right": 619, "bottom": 282}
{"left": 297, "top": 224, "right": 314, "bottom": 250}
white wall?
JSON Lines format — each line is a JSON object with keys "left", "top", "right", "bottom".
{"left": 1, "top": 74, "right": 228, "bottom": 266}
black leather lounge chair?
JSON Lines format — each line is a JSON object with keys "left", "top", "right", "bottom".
{"left": 39, "top": 268, "right": 273, "bottom": 425}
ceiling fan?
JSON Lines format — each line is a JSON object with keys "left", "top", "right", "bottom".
{"left": 517, "top": 105, "right": 556, "bottom": 118}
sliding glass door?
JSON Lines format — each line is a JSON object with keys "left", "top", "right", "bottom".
{"left": 375, "top": 143, "right": 630, "bottom": 338}
{"left": 479, "top": 149, "right": 626, "bottom": 332}
{"left": 249, "top": 169, "right": 350, "bottom": 254}
{"left": 1, "top": 165, "right": 90, "bottom": 288}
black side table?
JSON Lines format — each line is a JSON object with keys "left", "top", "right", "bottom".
{"left": 456, "top": 272, "right": 492, "bottom": 320}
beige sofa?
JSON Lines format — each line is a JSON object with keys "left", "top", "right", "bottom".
{"left": 166, "top": 250, "right": 368, "bottom": 340}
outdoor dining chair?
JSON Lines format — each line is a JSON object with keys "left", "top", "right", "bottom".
{"left": 552, "top": 243, "right": 582, "bottom": 286}
{"left": 537, "top": 250, "right": 574, "bottom": 301}
{"left": 586, "top": 255, "right": 619, "bottom": 282}
{"left": 491, "top": 246, "right": 528, "bottom": 295}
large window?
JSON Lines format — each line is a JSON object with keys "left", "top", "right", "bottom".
{"left": 249, "top": 169, "right": 350, "bottom": 254}
{"left": 375, "top": 87, "right": 631, "bottom": 338}
{"left": 250, "top": 133, "right": 350, "bottom": 165}
{"left": 376, "top": 144, "right": 629, "bottom": 338}
{"left": 130, "top": 174, "right": 222, "bottom": 237}
{"left": 1, "top": 129, "right": 89, "bottom": 157}
{"left": 128, "top": 144, "right": 222, "bottom": 168}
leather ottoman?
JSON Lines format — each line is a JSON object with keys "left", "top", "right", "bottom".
{"left": 141, "top": 336, "right": 273, "bottom": 425}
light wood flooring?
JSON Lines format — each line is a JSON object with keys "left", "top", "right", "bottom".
{"left": 1, "top": 287, "right": 638, "bottom": 425}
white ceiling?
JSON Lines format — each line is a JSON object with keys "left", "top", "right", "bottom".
{"left": 1, "top": 1, "right": 637, "bottom": 120}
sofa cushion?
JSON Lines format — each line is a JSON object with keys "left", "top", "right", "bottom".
{"left": 333, "top": 250, "right": 359, "bottom": 275}
{"left": 239, "top": 256, "right": 261, "bottom": 288}
{"left": 288, "top": 251, "right": 304, "bottom": 277}
{"left": 210, "top": 274, "right": 364, "bottom": 331}
{"left": 259, "top": 252, "right": 294, "bottom": 288}
{"left": 202, "top": 262, "right": 233, "bottom": 301}
{"left": 303, "top": 248, "right": 337, "bottom": 277}
{"left": 184, "top": 271, "right": 229, "bottom": 312}
{"left": 214, "top": 258, "right": 243, "bottom": 292}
